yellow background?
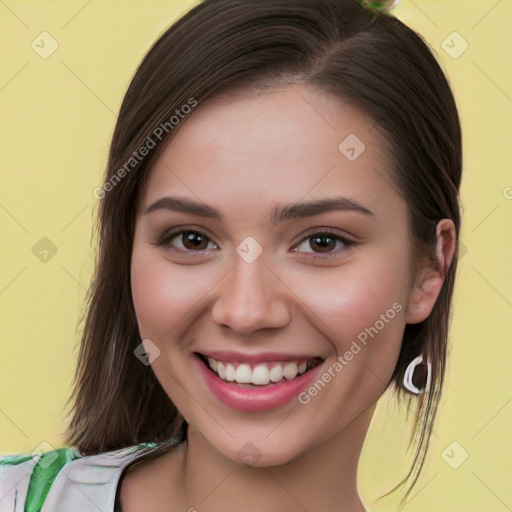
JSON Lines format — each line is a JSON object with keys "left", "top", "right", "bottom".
{"left": 0, "top": 1, "right": 511, "bottom": 510}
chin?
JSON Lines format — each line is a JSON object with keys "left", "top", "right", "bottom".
{"left": 206, "top": 431, "right": 311, "bottom": 469}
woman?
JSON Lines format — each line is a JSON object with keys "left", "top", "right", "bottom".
{"left": 0, "top": 0, "right": 461, "bottom": 510}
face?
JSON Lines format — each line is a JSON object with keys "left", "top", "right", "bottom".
{"left": 131, "top": 84, "right": 422, "bottom": 466}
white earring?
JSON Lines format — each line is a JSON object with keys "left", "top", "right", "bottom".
{"left": 403, "top": 355, "right": 431, "bottom": 394}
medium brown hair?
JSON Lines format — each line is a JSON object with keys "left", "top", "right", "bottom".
{"left": 65, "top": 0, "right": 462, "bottom": 499}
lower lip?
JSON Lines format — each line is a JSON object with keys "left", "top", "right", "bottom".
{"left": 193, "top": 355, "right": 323, "bottom": 412}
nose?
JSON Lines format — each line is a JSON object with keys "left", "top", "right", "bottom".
{"left": 211, "top": 254, "right": 291, "bottom": 335}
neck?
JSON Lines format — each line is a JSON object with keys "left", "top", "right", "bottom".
{"left": 175, "top": 407, "right": 373, "bottom": 512}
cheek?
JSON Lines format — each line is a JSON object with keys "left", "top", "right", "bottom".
{"left": 302, "top": 256, "right": 408, "bottom": 339}
{"left": 130, "top": 247, "right": 206, "bottom": 340}
{"left": 291, "top": 251, "right": 409, "bottom": 391}
{"left": 294, "top": 267, "right": 406, "bottom": 423}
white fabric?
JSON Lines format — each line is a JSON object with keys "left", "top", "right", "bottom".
{"left": 0, "top": 444, "right": 157, "bottom": 512}
{"left": 0, "top": 455, "right": 39, "bottom": 512}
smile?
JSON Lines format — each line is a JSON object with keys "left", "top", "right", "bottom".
{"left": 194, "top": 352, "right": 325, "bottom": 412}
{"left": 201, "top": 356, "right": 322, "bottom": 386}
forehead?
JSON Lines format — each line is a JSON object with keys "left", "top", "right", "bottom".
{"left": 138, "top": 84, "right": 400, "bottom": 222}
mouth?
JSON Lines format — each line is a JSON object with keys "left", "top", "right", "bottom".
{"left": 195, "top": 353, "right": 324, "bottom": 387}
{"left": 193, "top": 351, "right": 326, "bottom": 412}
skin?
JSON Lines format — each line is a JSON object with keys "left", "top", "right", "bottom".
{"left": 123, "top": 84, "right": 455, "bottom": 511}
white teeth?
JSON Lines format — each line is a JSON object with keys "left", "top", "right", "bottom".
{"left": 235, "top": 364, "right": 252, "bottom": 384}
{"left": 252, "top": 364, "right": 270, "bottom": 385}
{"left": 204, "top": 356, "right": 315, "bottom": 386}
{"left": 269, "top": 365, "right": 284, "bottom": 382}
{"left": 216, "top": 361, "right": 226, "bottom": 379}
{"left": 283, "top": 362, "right": 298, "bottom": 380}
{"left": 225, "top": 363, "right": 236, "bottom": 382}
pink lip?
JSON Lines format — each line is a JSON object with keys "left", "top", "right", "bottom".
{"left": 192, "top": 353, "right": 324, "bottom": 412}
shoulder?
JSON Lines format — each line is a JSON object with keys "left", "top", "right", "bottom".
{"left": 0, "top": 442, "right": 172, "bottom": 512}
{"left": 1, "top": 452, "right": 41, "bottom": 511}
{"left": 0, "top": 447, "right": 80, "bottom": 511}
{"left": 118, "top": 440, "right": 186, "bottom": 511}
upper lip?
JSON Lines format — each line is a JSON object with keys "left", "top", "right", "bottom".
{"left": 195, "top": 350, "right": 324, "bottom": 364}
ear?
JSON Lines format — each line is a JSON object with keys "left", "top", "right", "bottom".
{"left": 405, "top": 219, "right": 456, "bottom": 324}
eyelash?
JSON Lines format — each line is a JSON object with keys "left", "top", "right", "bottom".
{"left": 153, "top": 227, "right": 356, "bottom": 260}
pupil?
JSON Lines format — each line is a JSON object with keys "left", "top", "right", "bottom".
{"left": 184, "top": 232, "right": 206, "bottom": 250}
{"left": 311, "top": 236, "right": 334, "bottom": 253}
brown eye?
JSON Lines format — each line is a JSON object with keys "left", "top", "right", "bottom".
{"left": 179, "top": 231, "right": 210, "bottom": 251}
{"left": 293, "top": 231, "right": 354, "bottom": 258}
{"left": 155, "top": 229, "right": 218, "bottom": 253}
{"left": 309, "top": 235, "right": 337, "bottom": 253}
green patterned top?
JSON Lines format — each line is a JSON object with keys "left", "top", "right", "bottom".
{"left": 0, "top": 435, "right": 183, "bottom": 512}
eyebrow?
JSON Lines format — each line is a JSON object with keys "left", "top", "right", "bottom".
{"left": 144, "top": 196, "right": 374, "bottom": 224}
